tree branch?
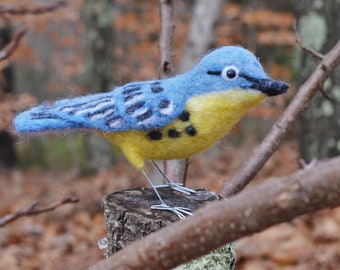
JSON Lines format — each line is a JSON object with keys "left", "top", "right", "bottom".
{"left": 158, "top": 0, "right": 174, "bottom": 78}
{"left": 217, "top": 40, "right": 340, "bottom": 197}
{"left": 0, "top": 27, "right": 27, "bottom": 62}
{"left": 293, "top": 20, "right": 324, "bottom": 60}
{"left": 0, "top": 195, "right": 79, "bottom": 227}
{"left": 158, "top": 0, "right": 186, "bottom": 182}
{"left": 0, "top": 1, "right": 66, "bottom": 15}
{"left": 90, "top": 156, "right": 340, "bottom": 270}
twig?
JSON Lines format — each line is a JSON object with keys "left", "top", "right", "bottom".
{"left": 0, "top": 194, "right": 79, "bottom": 227}
{"left": 298, "top": 158, "right": 317, "bottom": 169}
{"left": 0, "top": 1, "right": 66, "bottom": 15}
{"left": 158, "top": 0, "right": 186, "bottom": 183}
{"left": 293, "top": 20, "right": 324, "bottom": 60}
{"left": 158, "top": 0, "right": 174, "bottom": 78}
{"left": 90, "top": 156, "right": 340, "bottom": 270}
{"left": 293, "top": 20, "right": 334, "bottom": 101}
{"left": 217, "top": 40, "right": 340, "bottom": 197}
{"left": 0, "top": 27, "right": 28, "bottom": 62}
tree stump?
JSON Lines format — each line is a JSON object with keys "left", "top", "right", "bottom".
{"left": 102, "top": 187, "right": 219, "bottom": 255}
{"left": 101, "top": 187, "right": 236, "bottom": 269}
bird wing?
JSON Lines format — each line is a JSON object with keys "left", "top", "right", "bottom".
{"left": 14, "top": 80, "right": 187, "bottom": 133}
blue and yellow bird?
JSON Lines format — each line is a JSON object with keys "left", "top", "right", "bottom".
{"left": 14, "top": 46, "right": 289, "bottom": 218}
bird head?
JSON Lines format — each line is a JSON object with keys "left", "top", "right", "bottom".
{"left": 190, "top": 46, "right": 289, "bottom": 97}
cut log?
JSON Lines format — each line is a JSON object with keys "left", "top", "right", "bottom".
{"left": 102, "top": 187, "right": 219, "bottom": 256}
{"left": 101, "top": 187, "right": 236, "bottom": 269}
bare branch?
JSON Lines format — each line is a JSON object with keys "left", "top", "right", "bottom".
{"left": 90, "top": 156, "right": 340, "bottom": 270}
{"left": 218, "top": 40, "right": 340, "bottom": 197}
{"left": 0, "top": 1, "right": 66, "bottom": 15}
{"left": 292, "top": 20, "right": 334, "bottom": 103}
{"left": 158, "top": 0, "right": 186, "bottom": 182}
{"left": 0, "top": 195, "right": 79, "bottom": 227}
{"left": 158, "top": 0, "right": 174, "bottom": 78}
{"left": 0, "top": 27, "right": 27, "bottom": 62}
{"left": 293, "top": 20, "right": 324, "bottom": 60}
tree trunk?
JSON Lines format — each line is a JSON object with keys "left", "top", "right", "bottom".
{"left": 82, "top": 0, "right": 115, "bottom": 174}
{"left": 165, "top": 0, "right": 225, "bottom": 183}
{"left": 101, "top": 187, "right": 235, "bottom": 269}
{"left": 296, "top": 0, "right": 340, "bottom": 161}
{"left": 0, "top": 19, "right": 17, "bottom": 168}
{"left": 179, "top": 0, "right": 225, "bottom": 73}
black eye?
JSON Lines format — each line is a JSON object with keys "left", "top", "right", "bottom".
{"left": 226, "top": 69, "right": 236, "bottom": 78}
{"left": 222, "top": 65, "right": 239, "bottom": 81}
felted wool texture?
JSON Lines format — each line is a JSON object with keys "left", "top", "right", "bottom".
{"left": 103, "top": 90, "right": 265, "bottom": 169}
{"left": 14, "top": 46, "right": 289, "bottom": 169}
{"left": 14, "top": 46, "right": 274, "bottom": 134}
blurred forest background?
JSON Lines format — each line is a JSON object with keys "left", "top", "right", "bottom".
{"left": 0, "top": 0, "right": 339, "bottom": 269}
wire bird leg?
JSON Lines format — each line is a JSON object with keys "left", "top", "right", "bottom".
{"left": 141, "top": 170, "right": 192, "bottom": 219}
{"left": 151, "top": 160, "right": 196, "bottom": 195}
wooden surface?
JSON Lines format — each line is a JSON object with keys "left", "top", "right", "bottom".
{"left": 102, "top": 187, "right": 219, "bottom": 256}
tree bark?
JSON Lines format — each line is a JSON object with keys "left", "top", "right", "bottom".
{"left": 102, "top": 187, "right": 219, "bottom": 255}
{"left": 82, "top": 0, "right": 115, "bottom": 174}
{"left": 296, "top": 0, "right": 340, "bottom": 161}
{"left": 0, "top": 18, "right": 17, "bottom": 168}
{"left": 101, "top": 187, "right": 236, "bottom": 269}
{"left": 91, "top": 156, "right": 340, "bottom": 270}
{"left": 179, "top": 0, "right": 225, "bottom": 73}
{"left": 163, "top": 0, "right": 225, "bottom": 183}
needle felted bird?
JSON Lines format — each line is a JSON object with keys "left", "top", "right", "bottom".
{"left": 14, "top": 46, "right": 289, "bottom": 218}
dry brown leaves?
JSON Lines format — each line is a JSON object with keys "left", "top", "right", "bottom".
{"left": 0, "top": 93, "right": 35, "bottom": 131}
{"left": 1, "top": 141, "right": 339, "bottom": 269}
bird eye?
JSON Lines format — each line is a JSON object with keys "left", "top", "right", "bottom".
{"left": 222, "top": 65, "right": 239, "bottom": 81}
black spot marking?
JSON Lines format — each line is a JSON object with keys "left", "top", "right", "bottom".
{"left": 185, "top": 125, "right": 197, "bottom": 136}
{"left": 87, "top": 106, "right": 115, "bottom": 118}
{"left": 106, "top": 115, "right": 122, "bottom": 122}
{"left": 168, "top": 129, "right": 180, "bottom": 138}
{"left": 158, "top": 99, "right": 171, "bottom": 109}
{"left": 31, "top": 112, "right": 60, "bottom": 120}
{"left": 178, "top": 111, "right": 190, "bottom": 122}
{"left": 124, "top": 92, "right": 142, "bottom": 102}
{"left": 122, "top": 84, "right": 142, "bottom": 95}
{"left": 147, "top": 130, "right": 162, "bottom": 140}
{"left": 151, "top": 81, "right": 164, "bottom": 93}
{"left": 207, "top": 70, "right": 221, "bottom": 76}
{"left": 126, "top": 101, "right": 145, "bottom": 114}
{"left": 136, "top": 109, "right": 153, "bottom": 122}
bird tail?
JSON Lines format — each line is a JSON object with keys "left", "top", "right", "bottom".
{"left": 14, "top": 103, "right": 85, "bottom": 133}
{"left": 13, "top": 92, "right": 113, "bottom": 133}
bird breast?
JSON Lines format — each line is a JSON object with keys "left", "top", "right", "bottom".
{"left": 103, "top": 89, "right": 265, "bottom": 169}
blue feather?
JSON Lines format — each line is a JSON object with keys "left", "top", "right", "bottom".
{"left": 14, "top": 46, "right": 288, "bottom": 134}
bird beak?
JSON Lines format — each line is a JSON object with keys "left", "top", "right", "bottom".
{"left": 255, "top": 78, "right": 289, "bottom": 96}
{"left": 240, "top": 73, "right": 289, "bottom": 96}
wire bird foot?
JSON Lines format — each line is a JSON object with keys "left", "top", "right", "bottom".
{"left": 151, "top": 160, "right": 196, "bottom": 195}
{"left": 155, "top": 182, "right": 196, "bottom": 195}
{"left": 142, "top": 169, "right": 193, "bottom": 219}
{"left": 150, "top": 204, "right": 193, "bottom": 219}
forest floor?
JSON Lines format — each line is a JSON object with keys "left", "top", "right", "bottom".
{"left": 0, "top": 139, "right": 339, "bottom": 270}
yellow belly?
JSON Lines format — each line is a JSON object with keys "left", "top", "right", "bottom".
{"left": 102, "top": 90, "right": 265, "bottom": 170}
